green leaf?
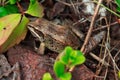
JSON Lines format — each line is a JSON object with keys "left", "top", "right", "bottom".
{"left": 9, "top": 0, "right": 20, "bottom": 4}
{"left": 0, "top": 14, "right": 21, "bottom": 46}
{"left": 25, "top": 0, "right": 44, "bottom": 17}
{"left": 53, "top": 61, "right": 65, "bottom": 77}
{"left": 117, "top": 7, "right": 120, "bottom": 12}
{"left": 0, "top": 7, "right": 9, "bottom": 17}
{"left": 69, "top": 50, "right": 86, "bottom": 67}
{"left": 60, "top": 46, "right": 73, "bottom": 65}
{"left": 5, "top": 4, "right": 19, "bottom": 14}
{"left": 69, "top": 51, "right": 78, "bottom": 63}
{"left": 0, "top": 14, "right": 29, "bottom": 53}
{"left": 60, "top": 46, "right": 85, "bottom": 67}
{"left": 118, "top": 71, "right": 120, "bottom": 79}
{"left": 60, "top": 72, "right": 71, "bottom": 80}
{"left": 42, "top": 73, "right": 53, "bottom": 80}
{"left": 0, "top": 4, "right": 19, "bottom": 18}
{"left": 116, "top": 0, "right": 120, "bottom": 8}
{"left": 30, "top": 0, "right": 36, "bottom": 4}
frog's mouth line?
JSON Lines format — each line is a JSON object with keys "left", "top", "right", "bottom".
{"left": 27, "top": 26, "right": 44, "bottom": 42}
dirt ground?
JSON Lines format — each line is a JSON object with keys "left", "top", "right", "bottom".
{"left": 0, "top": 0, "right": 120, "bottom": 80}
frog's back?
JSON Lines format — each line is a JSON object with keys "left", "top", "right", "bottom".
{"left": 37, "top": 19, "right": 81, "bottom": 53}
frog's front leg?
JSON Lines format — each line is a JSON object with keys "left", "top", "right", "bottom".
{"left": 35, "top": 42, "right": 45, "bottom": 55}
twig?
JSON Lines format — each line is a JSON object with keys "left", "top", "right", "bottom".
{"left": 93, "top": 21, "right": 118, "bottom": 32}
{"left": 17, "top": 2, "right": 24, "bottom": 15}
{"left": 56, "top": 0, "right": 85, "bottom": 7}
{"left": 80, "top": 0, "right": 103, "bottom": 54}
{"left": 105, "top": 44, "right": 120, "bottom": 80}
{"left": 90, "top": 52, "right": 109, "bottom": 67}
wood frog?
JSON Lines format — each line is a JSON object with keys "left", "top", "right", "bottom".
{"left": 27, "top": 18, "right": 84, "bottom": 54}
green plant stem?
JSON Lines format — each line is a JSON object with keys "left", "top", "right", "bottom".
{"left": 69, "top": 66, "right": 74, "bottom": 72}
{"left": 94, "top": 0, "right": 120, "bottom": 18}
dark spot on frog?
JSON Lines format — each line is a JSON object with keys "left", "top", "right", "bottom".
{"left": 45, "top": 35, "right": 64, "bottom": 53}
{"left": 3, "top": 27, "right": 6, "bottom": 30}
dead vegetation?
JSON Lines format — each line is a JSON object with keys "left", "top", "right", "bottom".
{"left": 0, "top": 0, "right": 120, "bottom": 80}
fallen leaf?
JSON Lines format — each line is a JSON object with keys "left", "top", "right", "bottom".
{"left": 0, "top": 14, "right": 29, "bottom": 53}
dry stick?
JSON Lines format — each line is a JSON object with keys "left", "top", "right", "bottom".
{"left": 69, "top": 0, "right": 103, "bottom": 72}
{"left": 80, "top": 0, "right": 103, "bottom": 54}
{"left": 56, "top": 0, "right": 84, "bottom": 7}
{"left": 89, "top": 52, "right": 110, "bottom": 67}
{"left": 105, "top": 45, "right": 120, "bottom": 80}
{"left": 17, "top": 2, "right": 24, "bottom": 15}
{"left": 93, "top": 21, "right": 118, "bottom": 32}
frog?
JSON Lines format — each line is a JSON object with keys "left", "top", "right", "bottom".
{"left": 27, "top": 18, "right": 84, "bottom": 54}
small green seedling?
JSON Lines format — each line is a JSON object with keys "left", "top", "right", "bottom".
{"left": 54, "top": 61, "right": 72, "bottom": 80}
{"left": 42, "top": 46, "right": 86, "bottom": 80}
{"left": 60, "top": 46, "right": 86, "bottom": 68}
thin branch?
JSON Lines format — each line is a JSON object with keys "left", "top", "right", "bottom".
{"left": 90, "top": 52, "right": 110, "bottom": 67}
{"left": 80, "top": 0, "right": 103, "bottom": 54}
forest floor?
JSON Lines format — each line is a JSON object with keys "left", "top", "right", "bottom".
{"left": 0, "top": 0, "right": 120, "bottom": 80}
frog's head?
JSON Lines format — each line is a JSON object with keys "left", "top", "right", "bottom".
{"left": 27, "top": 20, "right": 44, "bottom": 42}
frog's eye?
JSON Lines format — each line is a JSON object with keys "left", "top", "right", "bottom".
{"left": 35, "top": 30, "right": 44, "bottom": 41}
